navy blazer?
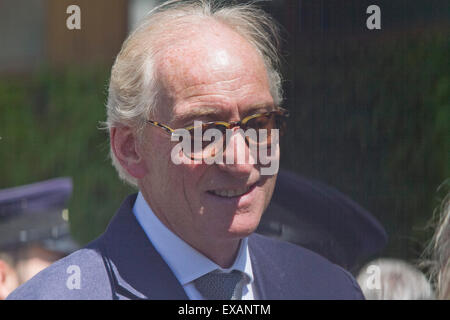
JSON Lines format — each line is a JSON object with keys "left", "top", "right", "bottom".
{"left": 7, "top": 194, "right": 364, "bottom": 300}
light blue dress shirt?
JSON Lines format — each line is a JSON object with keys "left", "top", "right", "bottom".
{"left": 132, "top": 192, "right": 258, "bottom": 300}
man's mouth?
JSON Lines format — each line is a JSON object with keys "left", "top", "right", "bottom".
{"left": 207, "top": 184, "right": 255, "bottom": 198}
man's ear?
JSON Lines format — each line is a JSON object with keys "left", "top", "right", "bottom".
{"left": 110, "top": 126, "right": 148, "bottom": 179}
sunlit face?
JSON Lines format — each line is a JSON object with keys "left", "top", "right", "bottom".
{"left": 137, "top": 22, "right": 278, "bottom": 251}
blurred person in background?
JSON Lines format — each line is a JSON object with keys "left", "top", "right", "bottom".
{"left": 0, "top": 178, "right": 79, "bottom": 299}
{"left": 357, "top": 258, "right": 434, "bottom": 300}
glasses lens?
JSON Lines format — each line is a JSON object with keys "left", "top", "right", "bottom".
{"left": 181, "top": 111, "right": 288, "bottom": 160}
{"left": 186, "top": 123, "right": 227, "bottom": 160}
{"left": 245, "top": 112, "right": 288, "bottom": 146}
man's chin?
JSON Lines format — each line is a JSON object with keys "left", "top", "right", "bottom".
{"left": 225, "top": 217, "right": 262, "bottom": 239}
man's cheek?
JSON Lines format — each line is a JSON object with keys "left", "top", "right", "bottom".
{"left": 262, "top": 176, "right": 277, "bottom": 208}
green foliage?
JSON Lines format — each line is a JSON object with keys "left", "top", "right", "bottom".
{"left": 0, "top": 68, "right": 135, "bottom": 245}
{"left": 282, "top": 30, "right": 449, "bottom": 259}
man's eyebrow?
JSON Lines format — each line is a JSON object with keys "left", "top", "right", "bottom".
{"left": 172, "top": 107, "right": 226, "bottom": 125}
{"left": 243, "top": 104, "right": 275, "bottom": 116}
{"left": 172, "top": 103, "right": 275, "bottom": 125}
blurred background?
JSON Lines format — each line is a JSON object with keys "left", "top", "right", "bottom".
{"left": 0, "top": 0, "right": 448, "bottom": 268}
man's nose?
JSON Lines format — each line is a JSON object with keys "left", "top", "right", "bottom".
{"left": 216, "top": 127, "right": 255, "bottom": 177}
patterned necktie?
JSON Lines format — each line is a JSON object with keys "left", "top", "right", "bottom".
{"left": 194, "top": 270, "right": 248, "bottom": 300}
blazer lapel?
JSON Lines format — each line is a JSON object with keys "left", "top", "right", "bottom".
{"left": 248, "top": 234, "right": 287, "bottom": 300}
{"left": 100, "top": 194, "right": 188, "bottom": 300}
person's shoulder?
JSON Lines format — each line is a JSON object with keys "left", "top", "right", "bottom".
{"left": 249, "top": 233, "right": 365, "bottom": 299}
{"left": 6, "top": 239, "right": 112, "bottom": 300}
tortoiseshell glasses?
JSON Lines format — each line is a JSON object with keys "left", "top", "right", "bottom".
{"left": 146, "top": 107, "right": 289, "bottom": 160}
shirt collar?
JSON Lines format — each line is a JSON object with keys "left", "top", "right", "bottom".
{"left": 132, "top": 192, "right": 254, "bottom": 286}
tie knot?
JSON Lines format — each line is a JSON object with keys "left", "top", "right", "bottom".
{"left": 194, "top": 270, "right": 248, "bottom": 300}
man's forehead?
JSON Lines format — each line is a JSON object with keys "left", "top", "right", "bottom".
{"left": 154, "top": 23, "right": 267, "bottom": 91}
{"left": 149, "top": 21, "right": 271, "bottom": 122}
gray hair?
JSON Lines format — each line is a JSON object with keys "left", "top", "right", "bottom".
{"left": 105, "top": 0, "right": 283, "bottom": 186}
{"left": 429, "top": 189, "right": 450, "bottom": 299}
{"left": 357, "top": 258, "right": 434, "bottom": 300}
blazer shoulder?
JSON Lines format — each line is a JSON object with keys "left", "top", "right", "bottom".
{"left": 7, "top": 239, "right": 112, "bottom": 300}
{"left": 249, "top": 233, "right": 365, "bottom": 299}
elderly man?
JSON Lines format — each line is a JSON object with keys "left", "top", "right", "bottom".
{"left": 8, "top": 0, "right": 363, "bottom": 300}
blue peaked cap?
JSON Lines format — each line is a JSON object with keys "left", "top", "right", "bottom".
{"left": 0, "top": 177, "right": 79, "bottom": 253}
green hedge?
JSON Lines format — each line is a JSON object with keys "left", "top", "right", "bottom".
{"left": 0, "top": 68, "right": 134, "bottom": 245}
{"left": 282, "top": 29, "right": 449, "bottom": 259}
